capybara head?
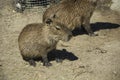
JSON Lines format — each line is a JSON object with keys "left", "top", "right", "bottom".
{"left": 45, "top": 18, "right": 72, "bottom": 42}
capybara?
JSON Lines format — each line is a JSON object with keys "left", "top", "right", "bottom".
{"left": 18, "top": 18, "right": 72, "bottom": 67}
{"left": 43, "top": 0, "right": 98, "bottom": 36}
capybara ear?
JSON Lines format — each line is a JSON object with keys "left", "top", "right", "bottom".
{"left": 45, "top": 18, "right": 53, "bottom": 24}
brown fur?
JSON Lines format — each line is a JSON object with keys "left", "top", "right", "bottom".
{"left": 18, "top": 20, "right": 72, "bottom": 67}
{"left": 43, "top": 0, "right": 98, "bottom": 36}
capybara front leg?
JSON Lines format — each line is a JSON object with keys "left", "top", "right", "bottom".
{"left": 83, "top": 18, "right": 98, "bottom": 36}
{"left": 42, "top": 54, "right": 52, "bottom": 67}
{"left": 28, "top": 59, "right": 36, "bottom": 67}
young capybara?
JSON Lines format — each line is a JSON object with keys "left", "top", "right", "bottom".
{"left": 43, "top": 0, "right": 98, "bottom": 36}
{"left": 18, "top": 18, "right": 72, "bottom": 67}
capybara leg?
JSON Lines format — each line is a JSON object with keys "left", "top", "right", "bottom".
{"left": 84, "top": 25, "right": 96, "bottom": 36}
{"left": 42, "top": 54, "right": 52, "bottom": 67}
{"left": 55, "top": 53, "right": 63, "bottom": 63}
{"left": 83, "top": 18, "right": 98, "bottom": 36}
{"left": 22, "top": 56, "right": 36, "bottom": 67}
{"left": 56, "top": 58, "right": 63, "bottom": 63}
{"left": 28, "top": 59, "right": 36, "bottom": 67}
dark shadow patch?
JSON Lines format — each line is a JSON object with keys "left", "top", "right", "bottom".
{"left": 48, "top": 49, "right": 78, "bottom": 61}
{"left": 72, "top": 27, "right": 86, "bottom": 36}
{"left": 91, "top": 22, "right": 120, "bottom": 31}
{"left": 72, "top": 22, "right": 120, "bottom": 36}
{"left": 25, "top": 49, "right": 78, "bottom": 63}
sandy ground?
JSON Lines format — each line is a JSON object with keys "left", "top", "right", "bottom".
{"left": 0, "top": 0, "right": 120, "bottom": 80}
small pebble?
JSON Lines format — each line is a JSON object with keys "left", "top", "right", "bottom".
{"left": 113, "top": 71, "right": 117, "bottom": 76}
{"left": 79, "top": 65, "right": 85, "bottom": 68}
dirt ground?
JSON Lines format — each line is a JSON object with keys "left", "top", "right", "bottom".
{"left": 0, "top": 0, "right": 120, "bottom": 80}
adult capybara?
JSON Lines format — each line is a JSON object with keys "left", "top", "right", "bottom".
{"left": 18, "top": 18, "right": 72, "bottom": 67}
{"left": 43, "top": 0, "right": 98, "bottom": 36}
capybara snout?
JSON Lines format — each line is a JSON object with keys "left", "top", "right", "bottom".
{"left": 18, "top": 18, "right": 72, "bottom": 67}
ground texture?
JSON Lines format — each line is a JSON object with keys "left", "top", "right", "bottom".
{"left": 0, "top": 0, "right": 120, "bottom": 80}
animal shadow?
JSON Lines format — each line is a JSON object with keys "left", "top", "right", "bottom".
{"left": 73, "top": 22, "right": 120, "bottom": 36}
{"left": 48, "top": 49, "right": 78, "bottom": 61}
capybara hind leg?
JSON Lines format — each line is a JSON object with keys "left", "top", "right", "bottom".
{"left": 28, "top": 59, "right": 36, "bottom": 67}
{"left": 22, "top": 56, "right": 36, "bottom": 66}
{"left": 42, "top": 54, "right": 52, "bottom": 67}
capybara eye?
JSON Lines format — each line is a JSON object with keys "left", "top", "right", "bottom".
{"left": 55, "top": 26, "right": 61, "bottom": 30}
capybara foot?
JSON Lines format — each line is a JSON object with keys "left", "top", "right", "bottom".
{"left": 43, "top": 62, "right": 52, "bottom": 67}
{"left": 28, "top": 59, "right": 36, "bottom": 67}
{"left": 89, "top": 33, "right": 98, "bottom": 36}
{"left": 56, "top": 58, "right": 63, "bottom": 63}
